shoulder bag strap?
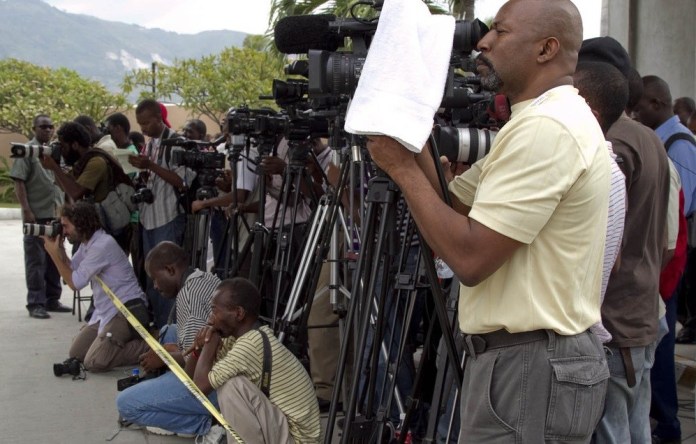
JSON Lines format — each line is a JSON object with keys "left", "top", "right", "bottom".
{"left": 257, "top": 329, "right": 272, "bottom": 398}
{"left": 665, "top": 132, "right": 696, "bottom": 151}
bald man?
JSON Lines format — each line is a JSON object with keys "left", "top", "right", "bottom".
{"left": 367, "top": 0, "right": 610, "bottom": 442}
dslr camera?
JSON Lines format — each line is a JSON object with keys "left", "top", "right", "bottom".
{"left": 23, "top": 220, "right": 62, "bottom": 237}
{"left": 10, "top": 141, "right": 62, "bottom": 164}
{"left": 130, "top": 187, "right": 154, "bottom": 205}
{"left": 53, "top": 357, "right": 83, "bottom": 378}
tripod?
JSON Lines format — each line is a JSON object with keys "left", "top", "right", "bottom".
{"left": 324, "top": 165, "right": 463, "bottom": 444}
{"left": 268, "top": 138, "right": 325, "bottom": 329}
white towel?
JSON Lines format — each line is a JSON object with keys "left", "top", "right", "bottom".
{"left": 344, "top": 0, "right": 455, "bottom": 153}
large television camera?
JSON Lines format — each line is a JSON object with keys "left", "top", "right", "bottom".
{"left": 274, "top": 11, "right": 488, "bottom": 101}
{"left": 273, "top": 7, "right": 506, "bottom": 163}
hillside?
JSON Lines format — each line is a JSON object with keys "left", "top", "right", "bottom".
{"left": 0, "top": 0, "right": 248, "bottom": 92}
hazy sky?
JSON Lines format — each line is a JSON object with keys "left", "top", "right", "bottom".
{"left": 43, "top": 0, "right": 601, "bottom": 38}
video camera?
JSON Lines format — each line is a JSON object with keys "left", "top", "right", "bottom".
{"left": 24, "top": 220, "right": 62, "bottom": 237}
{"left": 274, "top": 10, "right": 488, "bottom": 100}
{"left": 10, "top": 141, "right": 62, "bottom": 164}
{"left": 272, "top": 7, "right": 506, "bottom": 164}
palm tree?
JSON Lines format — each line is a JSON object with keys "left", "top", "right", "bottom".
{"left": 449, "top": 0, "right": 476, "bottom": 20}
{"left": 267, "top": 0, "right": 468, "bottom": 32}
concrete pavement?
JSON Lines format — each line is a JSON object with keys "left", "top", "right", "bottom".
{"left": 0, "top": 218, "right": 204, "bottom": 444}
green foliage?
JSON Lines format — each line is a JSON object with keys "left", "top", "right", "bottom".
{"left": 0, "top": 158, "right": 18, "bottom": 203}
{"left": 121, "top": 43, "right": 287, "bottom": 123}
{"left": 0, "top": 59, "right": 128, "bottom": 138}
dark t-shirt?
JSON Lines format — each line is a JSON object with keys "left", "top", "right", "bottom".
{"left": 75, "top": 156, "right": 109, "bottom": 202}
{"left": 602, "top": 115, "right": 670, "bottom": 348}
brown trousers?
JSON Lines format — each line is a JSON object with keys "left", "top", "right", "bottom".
{"left": 218, "top": 376, "right": 295, "bottom": 444}
{"left": 307, "top": 263, "right": 341, "bottom": 401}
{"left": 69, "top": 311, "right": 148, "bottom": 372}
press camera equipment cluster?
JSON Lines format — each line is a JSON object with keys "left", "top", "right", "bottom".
{"left": 267, "top": 5, "right": 504, "bottom": 444}
{"left": 23, "top": 220, "right": 62, "bottom": 237}
{"left": 10, "top": 141, "right": 62, "bottom": 164}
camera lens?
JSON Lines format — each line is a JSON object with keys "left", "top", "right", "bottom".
{"left": 53, "top": 362, "right": 65, "bottom": 377}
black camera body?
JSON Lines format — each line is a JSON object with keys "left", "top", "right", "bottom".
{"left": 131, "top": 187, "right": 154, "bottom": 205}
{"left": 171, "top": 149, "right": 225, "bottom": 171}
{"left": 24, "top": 220, "right": 62, "bottom": 237}
{"left": 53, "top": 357, "right": 83, "bottom": 377}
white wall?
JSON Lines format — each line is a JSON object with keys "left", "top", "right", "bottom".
{"left": 602, "top": 0, "right": 696, "bottom": 99}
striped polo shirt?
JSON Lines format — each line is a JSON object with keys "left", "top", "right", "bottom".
{"left": 209, "top": 325, "right": 320, "bottom": 443}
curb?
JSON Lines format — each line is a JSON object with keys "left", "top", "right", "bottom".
{"left": 0, "top": 208, "right": 21, "bottom": 220}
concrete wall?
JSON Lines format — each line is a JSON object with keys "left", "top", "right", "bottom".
{"left": 0, "top": 104, "right": 221, "bottom": 162}
{"left": 601, "top": 0, "right": 696, "bottom": 99}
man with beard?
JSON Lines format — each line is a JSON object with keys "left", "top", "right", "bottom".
{"left": 11, "top": 114, "right": 67, "bottom": 318}
{"left": 40, "top": 121, "right": 131, "bottom": 251}
{"left": 366, "top": 0, "right": 610, "bottom": 441}
{"left": 42, "top": 201, "right": 148, "bottom": 371}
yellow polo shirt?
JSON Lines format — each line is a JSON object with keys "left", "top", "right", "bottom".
{"left": 449, "top": 85, "right": 610, "bottom": 335}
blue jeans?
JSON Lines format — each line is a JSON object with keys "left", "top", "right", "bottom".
{"left": 23, "top": 233, "right": 62, "bottom": 307}
{"left": 651, "top": 294, "right": 681, "bottom": 441}
{"left": 141, "top": 213, "right": 186, "bottom": 328}
{"left": 116, "top": 324, "right": 219, "bottom": 435}
{"left": 594, "top": 343, "right": 656, "bottom": 443}
{"left": 116, "top": 371, "right": 219, "bottom": 435}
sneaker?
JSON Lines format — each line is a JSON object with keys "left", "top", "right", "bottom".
{"left": 146, "top": 426, "right": 195, "bottom": 438}
{"left": 146, "top": 426, "right": 175, "bottom": 436}
{"left": 196, "top": 425, "right": 226, "bottom": 444}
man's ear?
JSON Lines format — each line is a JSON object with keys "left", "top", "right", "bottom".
{"left": 537, "top": 37, "right": 560, "bottom": 63}
{"left": 164, "top": 264, "right": 178, "bottom": 277}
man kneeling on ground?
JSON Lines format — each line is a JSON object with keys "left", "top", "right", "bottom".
{"left": 116, "top": 241, "right": 223, "bottom": 440}
{"left": 190, "top": 278, "right": 321, "bottom": 443}
{"left": 42, "top": 201, "right": 148, "bottom": 371}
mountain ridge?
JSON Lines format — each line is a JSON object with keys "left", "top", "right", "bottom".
{"left": 0, "top": 0, "right": 248, "bottom": 92}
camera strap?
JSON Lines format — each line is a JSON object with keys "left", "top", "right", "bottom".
{"left": 257, "top": 327, "right": 272, "bottom": 398}
{"left": 94, "top": 275, "right": 245, "bottom": 444}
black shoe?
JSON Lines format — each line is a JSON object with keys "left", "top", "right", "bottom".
{"left": 675, "top": 327, "right": 696, "bottom": 344}
{"left": 46, "top": 301, "right": 72, "bottom": 313}
{"left": 28, "top": 306, "right": 50, "bottom": 319}
{"left": 652, "top": 434, "right": 681, "bottom": 444}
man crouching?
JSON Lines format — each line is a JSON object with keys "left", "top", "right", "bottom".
{"left": 43, "top": 201, "right": 148, "bottom": 371}
{"left": 189, "top": 278, "right": 321, "bottom": 443}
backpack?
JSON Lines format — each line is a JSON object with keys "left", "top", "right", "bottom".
{"left": 76, "top": 148, "right": 136, "bottom": 234}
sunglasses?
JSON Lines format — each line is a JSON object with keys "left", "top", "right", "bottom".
{"left": 38, "top": 124, "right": 54, "bottom": 130}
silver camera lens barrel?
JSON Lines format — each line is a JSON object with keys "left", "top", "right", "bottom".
{"left": 23, "top": 223, "right": 45, "bottom": 236}
{"left": 457, "top": 128, "right": 497, "bottom": 164}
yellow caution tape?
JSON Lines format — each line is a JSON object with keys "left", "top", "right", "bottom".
{"left": 94, "top": 276, "right": 244, "bottom": 443}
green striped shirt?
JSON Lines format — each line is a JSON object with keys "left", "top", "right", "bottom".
{"left": 210, "top": 326, "right": 321, "bottom": 443}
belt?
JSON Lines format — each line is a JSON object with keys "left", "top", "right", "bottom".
{"left": 462, "top": 329, "right": 548, "bottom": 359}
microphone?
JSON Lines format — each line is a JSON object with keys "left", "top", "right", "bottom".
{"left": 274, "top": 14, "right": 343, "bottom": 54}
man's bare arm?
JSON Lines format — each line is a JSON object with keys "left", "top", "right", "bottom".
{"left": 368, "top": 136, "right": 520, "bottom": 286}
